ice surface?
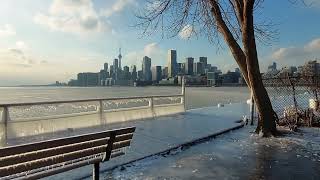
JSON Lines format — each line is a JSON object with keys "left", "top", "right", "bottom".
{"left": 104, "top": 126, "right": 320, "bottom": 180}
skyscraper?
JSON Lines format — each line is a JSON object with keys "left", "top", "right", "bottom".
{"left": 152, "top": 66, "right": 162, "bottom": 82}
{"left": 113, "top": 59, "right": 119, "bottom": 80}
{"left": 199, "top": 57, "right": 208, "bottom": 68}
{"left": 162, "top": 66, "right": 168, "bottom": 79}
{"left": 104, "top": 63, "right": 108, "bottom": 72}
{"left": 185, "top": 57, "right": 194, "bottom": 75}
{"left": 109, "top": 65, "right": 114, "bottom": 79}
{"left": 194, "top": 62, "right": 204, "bottom": 75}
{"left": 177, "top": 63, "right": 185, "bottom": 75}
{"left": 168, "top": 49, "right": 177, "bottom": 78}
{"left": 142, "top": 56, "right": 152, "bottom": 81}
{"left": 131, "top": 65, "right": 137, "bottom": 80}
{"left": 123, "top": 66, "right": 130, "bottom": 80}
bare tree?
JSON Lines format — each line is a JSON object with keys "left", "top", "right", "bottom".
{"left": 136, "top": 0, "right": 279, "bottom": 136}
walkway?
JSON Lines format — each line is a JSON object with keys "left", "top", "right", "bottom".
{"left": 105, "top": 126, "right": 320, "bottom": 180}
{"left": 46, "top": 103, "right": 250, "bottom": 179}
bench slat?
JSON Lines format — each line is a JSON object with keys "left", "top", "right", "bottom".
{"left": 0, "top": 126, "right": 135, "bottom": 179}
{"left": 15, "top": 157, "right": 102, "bottom": 180}
{"left": 0, "top": 145, "right": 107, "bottom": 177}
{"left": 0, "top": 138, "right": 109, "bottom": 168}
{"left": 0, "top": 127, "right": 135, "bottom": 158}
{"left": 113, "top": 140, "right": 131, "bottom": 150}
{"left": 0, "top": 133, "right": 134, "bottom": 168}
{"left": 115, "top": 133, "right": 134, "bottom": 142}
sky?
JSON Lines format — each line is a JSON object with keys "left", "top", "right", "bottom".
{"left": 0, "top": 0, "right": 320, "bottom": 86}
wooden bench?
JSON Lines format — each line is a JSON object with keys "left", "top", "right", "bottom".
{"left": 0, "top": 126, "right": 136, "bottom": 180}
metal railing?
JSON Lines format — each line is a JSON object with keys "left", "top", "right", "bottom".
{"left": 0, "top": 80, "right": 186, "bottom": 146}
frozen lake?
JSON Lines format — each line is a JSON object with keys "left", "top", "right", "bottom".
{"left": 0, "top": 86, "right": 250, "bottom": 109}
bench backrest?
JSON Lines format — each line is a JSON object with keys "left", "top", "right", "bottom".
{"left": 0, "top": 126, "right": 135, "bottom": 179}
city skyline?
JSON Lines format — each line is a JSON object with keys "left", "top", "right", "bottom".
{"left": 0, "top": 0, "right": 320, "bottom": 86}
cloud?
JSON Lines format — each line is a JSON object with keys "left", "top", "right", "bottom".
{"left": 15, "top": 41, "right": 28, "bottom": 50}
{"left": 0, "top": 24, "right": 16, "bottom": 38}
{"left": 271, "top": 37, "right": 320, "bottom": 66}
{"left": 178, "top": 24, "right": 194, "bottom": 40}
{"left": 34, "top": 0, "right": 110, "bottom": 34}
{"left": 100, "top": 0, "right": 136, "bottom": 17}
{"left": 124, "top": 42, "right": 166, "bottom": 68}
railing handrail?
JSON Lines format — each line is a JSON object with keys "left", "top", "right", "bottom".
{"left": 0, "top": 94, "right": 183, "bottom": 107}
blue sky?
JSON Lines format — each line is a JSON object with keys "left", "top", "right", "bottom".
{"left": 0, "top": 0, "right": 319, "bottom": 86}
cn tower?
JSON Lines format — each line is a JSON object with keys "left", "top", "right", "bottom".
{"left": 118, "top": 48, "right": 122, "bottom": 70}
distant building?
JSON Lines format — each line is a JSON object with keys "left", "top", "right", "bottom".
{"left": 235, "top": 68, "right": 240, "bottom": 74}
{"left": 113, "top": 59, "right": 119, "bottom": 80}
{"left": 77, "top": 72, "right": 99, "bottom": 86}
{"left": 193, "top": 62, "right": 204, "bottom": 75}
{"left": 268, "top": 62, "right": 277, "bottom": 72}
{"left": 177, "top": 63, "right": 185, "bottom": 75}
{"left": 301, "top": 60, "right": 320, "bottom": 76}
{"left": 131, "top": 65, "right": 137, "bottom": 80}
{"left": 68, "top": 79, "right": 78, "bottom": 86}
{"left": 152, "top": 66, "right": 162, "bottom": 83}
{"left": 168, "top": 50, "right": 178, "bottom": 77}
{"left": 142, "top": 56, "right": 152, "bottom": 81}
{"left": 104, "top": 63, "right": 108, "bottom": 72}
{"left": 199, "top": 57, "right": 208, "bottom": 68}
{"left": 185, "top": 57, "right": 194, "bottom": 75}
{"left": 99, "top": 69, "right": 107, "bottom": 85}
{"left": 109, "top": 65, "right": 114, "bottom": 79}
{"left": 211, "top": 66, "right": 218, "bottom": 72}
{"left": 138, "top": 70, "right": 143, "bottom": 80}
{"left": 207, "top": 72, "right": 221, "bottom": 86}
{"left": 123, "top": 66, "right": 130, "bottom": 80}
{"left": 162, "top": 66, "right": 168, "bottom": 79}
{"left": 221, "top": 71, "right": 240, "bottom": 84}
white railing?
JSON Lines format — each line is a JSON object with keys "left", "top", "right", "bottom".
{"left": 0, "top": 79, "right": 186, "bottom": 146}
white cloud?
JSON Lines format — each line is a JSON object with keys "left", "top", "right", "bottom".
{"left": 271, "top": 37, "right": 320, "bottom": 66}
{"left": 0, "top": 24, "right": 16, "bottom": 38}
{"left": 178, "top": 24, "right": 194, "bottom": 40}
{"left": 34, "top": 0, "right": 110, "bottom": 34}
{"left": 100, "top": 0, "right": 136, "bottom": 17}
{"left": 124, "top": 42, "right": 166, "bottom": 68}
{"left": 15, "top": 41, "right": 28, "bottom": 50}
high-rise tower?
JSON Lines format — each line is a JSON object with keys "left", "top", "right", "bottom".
{"left": 118, "top": 48, "right": 122, "bottom": 70}
{"left": 168, "top": 50, "right": 177, "bottom": 78}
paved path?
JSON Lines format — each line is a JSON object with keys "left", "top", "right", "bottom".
{"left": 47, "top": 103, "right": 250, "bottom": 180}
{"left": 106, "top": 126, "right": 320, "bottom": 180}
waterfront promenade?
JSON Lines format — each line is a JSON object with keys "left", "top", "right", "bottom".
{"left": 45, "top": 102, "right": 249, "bottom": 179}
{"left": 106, "top": 126, "right": 320, "bottom": 180}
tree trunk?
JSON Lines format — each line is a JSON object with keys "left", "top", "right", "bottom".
{"left": 242, "top": 1, "right": 277, "bottom": 136}
{"left": 209, "top": 0, "right": 277, "bottom": 136}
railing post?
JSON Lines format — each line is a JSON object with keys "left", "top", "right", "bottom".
{"left": 99, "top": 100, "right": 106, "bottom": 126}
{"left": 181, "top": 76, "right": 186, "bottom": 111}
{"left": 149, "top": 97, "right": 154, "bottom": 116}
{"left": 1, "top": 106, "right": 8, "bottom": 146}
{"left": 92, "top": 163, "right": 100, "bottom": 180}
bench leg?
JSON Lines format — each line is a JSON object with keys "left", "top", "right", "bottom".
{"left": 93, "top": 163, "right": 100, "bottom": 180}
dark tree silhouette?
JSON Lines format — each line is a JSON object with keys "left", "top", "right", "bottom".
{"left": 135, "top": 0, "right": 280, "bottom": 136}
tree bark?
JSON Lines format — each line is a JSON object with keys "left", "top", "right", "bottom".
{"left": 242, "top": 1, "right": 277, "bottom": 136}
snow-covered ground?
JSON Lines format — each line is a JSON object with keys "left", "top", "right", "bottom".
{"left": 105, "top": 126, "right": 320, "bottom": 180}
